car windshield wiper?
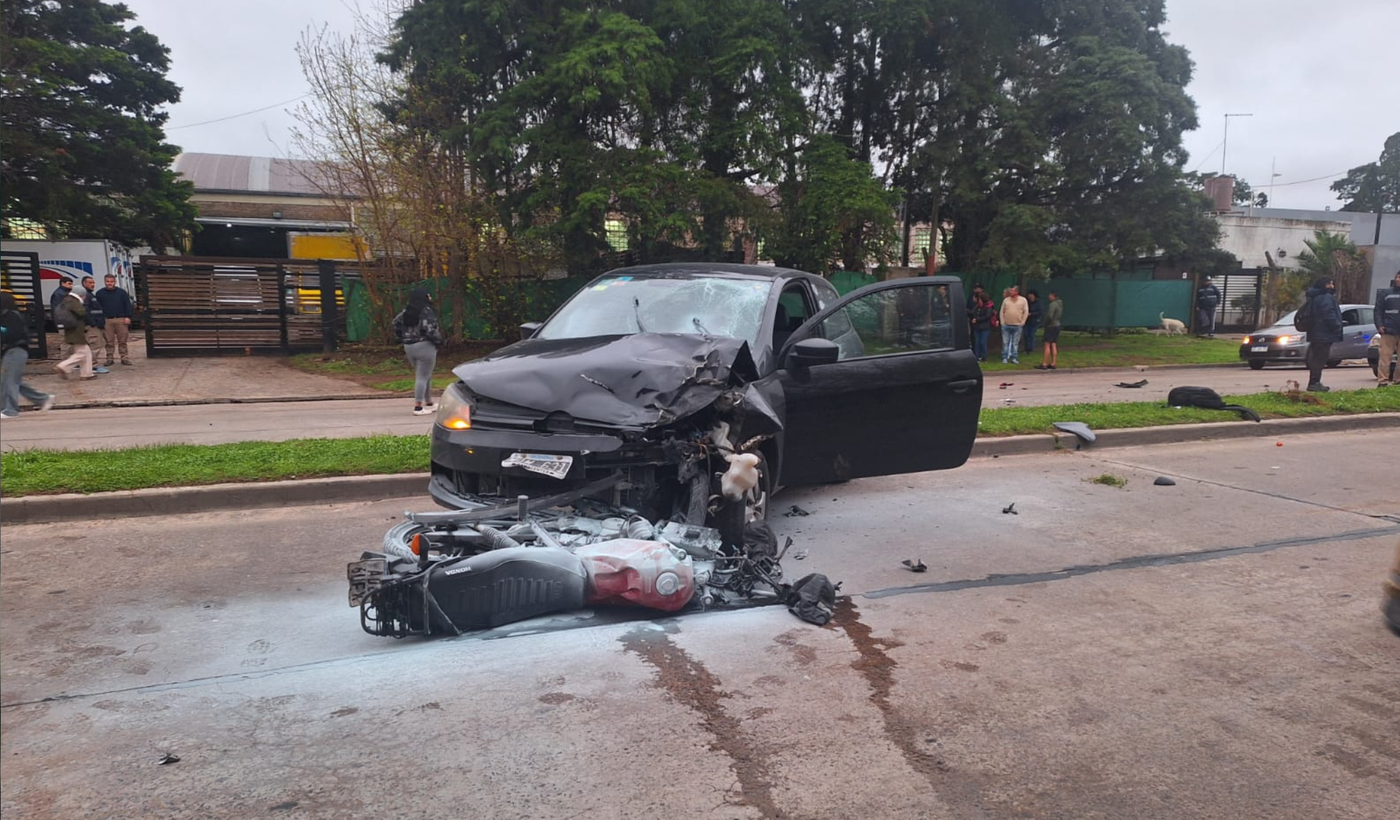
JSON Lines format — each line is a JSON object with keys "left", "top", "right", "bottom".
{"left": 692, "top": 316, "right": 712, "bottom": 337}
{"left": 633, "top": 297, "right": 647, "bottom": 332}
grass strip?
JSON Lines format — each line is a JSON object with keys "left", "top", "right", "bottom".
{"left": 1, "top": 435, "right": 430, "bottom": 497}
{"left": 978, "top": 387, "right": 1400, "bottom": 436}
{"left": 3, "top": 389, "right": 1395, "bottom": 497}
{"left": 980, "top": 331, "right": 1242, "bottom": 372}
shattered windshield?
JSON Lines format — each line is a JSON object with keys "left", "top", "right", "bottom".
{"left": 538, "top": 276, "right": 772, "bottom": 346}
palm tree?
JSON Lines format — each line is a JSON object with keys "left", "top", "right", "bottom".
{"left": 1294, "top": 230, "right": 1369, "bottom": 301}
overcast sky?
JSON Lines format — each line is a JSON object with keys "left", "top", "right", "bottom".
{"left": 126, "top": 0, "right": 1399, "bottom": 211}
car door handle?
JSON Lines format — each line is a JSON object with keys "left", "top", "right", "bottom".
{"left": 949, "top": 379, "right": 979, "bottom": 393}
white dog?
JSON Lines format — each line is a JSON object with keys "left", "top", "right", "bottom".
{"left": 1159, "top": 312, "right": 1186, "bottom": 336}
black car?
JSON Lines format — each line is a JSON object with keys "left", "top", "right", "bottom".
{"left": 428, "top": 263, "right": 982, "bottom": 544}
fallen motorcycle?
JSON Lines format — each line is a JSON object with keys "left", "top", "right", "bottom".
{"left": 347, "top": 473, "right": 828, "bottom": 637}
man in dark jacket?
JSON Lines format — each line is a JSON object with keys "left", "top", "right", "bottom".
{"left": 1, "top": 293, "right": 56, "bottom": 418}
{"left": 80, "top": 276, "right": 110, "bottom": 374}
{"left": 1196, "top": 277, "right": 1222, "bottom": 337}
{"left": 1376, "top": 270, "right": 1400, "bottom": 387}
{"left": 1023, "top": 288, "right": 1043, "bottom": 353}
{"left": 1303, "top": 277, "right": 1344, "bottom": 392}
{"left": 93, "top": 273, "right": 136, "bottom": 366}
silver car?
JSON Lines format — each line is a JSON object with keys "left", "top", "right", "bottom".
{"left": 1239, "top": 304, "right": 1377, "bottom": 370}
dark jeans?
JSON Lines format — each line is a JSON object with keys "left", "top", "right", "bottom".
{"left": 1197, "top": 307, "right": 1217, "bottom": 335}
{"left": 1305, "top": 340, "right": 1333, "bottom": 386}
{"left": 973, "top": 327, "right": 990, "bottom": 361}
{"left": 1023, "top": 319, "right": 1040, "bottom": 352}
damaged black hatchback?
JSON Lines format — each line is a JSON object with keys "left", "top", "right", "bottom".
{"left": 429, "top": 263, "right": 982, "bottom": 545}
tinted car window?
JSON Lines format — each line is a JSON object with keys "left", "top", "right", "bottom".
{"left": 1342, "top": 308, "right": 1360, "bottom": 325}
{"left": 538, "top": 277, "right": 771, "bottom": 346}
{"left": 811, "top": 284, "right": 954, "bottom": 361}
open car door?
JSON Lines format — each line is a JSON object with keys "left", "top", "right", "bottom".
{"left": 775, "top": 276, "right": 982, "bottom": 486}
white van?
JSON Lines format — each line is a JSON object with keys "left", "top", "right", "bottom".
{"left": 0, "top": 239, "right": 136, "bottom": 311}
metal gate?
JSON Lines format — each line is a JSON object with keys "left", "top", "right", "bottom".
{"left": 1213, "top": 269, "right": 1263, "bottom": 332}
{"left": 139, "top": 256, "right": 351, "bottom": 356}
{"left": 0, "top": 250, "right": 48, "bottom": 358}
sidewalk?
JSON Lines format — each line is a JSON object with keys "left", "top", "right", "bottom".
{"left": 20, "top": 333, "right": 384, "bottom": 408}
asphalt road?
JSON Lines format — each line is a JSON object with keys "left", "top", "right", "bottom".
{"left": 2, "top": 431, "right": 1396, "bottom": 819}
{"left": 0, "top": 361, "right": 1384, "bottom": 453}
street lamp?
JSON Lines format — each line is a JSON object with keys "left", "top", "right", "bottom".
{"left": 1221, "top": 112, "right": 1253, "bottom": 176}
{"left": 1267, "top": 157, "right": 1282, "bottom": 208}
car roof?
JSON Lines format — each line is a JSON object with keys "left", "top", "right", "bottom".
{"left": 599, "top": 262, "right": 818, "bottom": 282}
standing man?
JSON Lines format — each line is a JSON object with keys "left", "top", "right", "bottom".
{"left": 999, "top": 285, "right": 1028, "bottom": 365}
{"left": 1037, "top": 290, "right": 1063, "bottom": 370}
{"left": 1196, "top": 276, "right": 1222, "bottom": 337}
{"left": 49, "top": 277, "right": 75, "bottom": 357}
{"left": 1375, "top": 269, "right": 1400, "bottom": 387}
{"left": 1023, "top": 288, "right": 1043, "bottom": 354}
{"left": 80, "top": 276, "right": 110, "bottom": 374}
{"left": 1302, "top": 277, "right": 1343, "bottom": 393}
{"left": 1, "top": 293, "right": 56, "bottom": 418}
{"left": 94, "top": 273, "right": 135, "bottom": 366}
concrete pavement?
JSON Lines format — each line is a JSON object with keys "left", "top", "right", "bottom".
{"left": 2, "top": 431, "right": 1395, "bottom": 819}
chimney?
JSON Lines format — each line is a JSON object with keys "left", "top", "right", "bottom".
{"left": 1202, "top": 175, "right": 1235, "bottom": 213}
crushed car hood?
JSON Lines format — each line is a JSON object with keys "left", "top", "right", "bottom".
{"left": 454, "top": 333, "right": 762, "bottom": 427}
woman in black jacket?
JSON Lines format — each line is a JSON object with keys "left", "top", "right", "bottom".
{"left": 392, "top": 286, "right": 445, "bottom": 415}
{"left": 1303, "top": 277, "right": 1344, "bottom": 392}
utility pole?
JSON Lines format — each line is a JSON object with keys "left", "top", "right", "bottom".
{"left": 1221, "top": 112, "right": 1253, "bottom": 177}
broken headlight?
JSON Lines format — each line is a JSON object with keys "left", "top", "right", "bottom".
{"left": 436, "top": 382, "right": 474, "bottom": 430}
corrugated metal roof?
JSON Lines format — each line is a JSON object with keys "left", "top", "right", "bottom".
{"left": 173, "top": 153, "right": 354, "bottom": 197}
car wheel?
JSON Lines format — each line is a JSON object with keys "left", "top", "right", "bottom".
{"left": 710, "top": 450, "right": 772, "bottom": 549}
{"left": 1248, "top": 360, "right": 1265, "bottom": 370}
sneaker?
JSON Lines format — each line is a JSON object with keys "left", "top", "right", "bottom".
{"left": 412, "top": 406, "right": 434, "bottom": 416}
{"left": 39, "top": 395, "right": 55, "bottom": 412}
{"left": 1305, "top": 383, "right": 1330, "bottom": 392}
{"left": 424, "top": 403, "right": 438, "bottom": 412}
{"left": 121, "top": 359, "right": 133, "bottom": 366}
{"left": 1034, "top": 364, "right": 1048, "bottom": 370}
{"left": 104, "top": 360, "right": 114, "bottom": 367}
{"left": 0, "top": 410, "right": 17, "bottom": 419}
{"left": 1048, "top": 365, "right": 1057, "bottom": 370}
{"left": 93, "top": 366, "right": 110, "bottom": 374}
{"left": 79, "top": 375, "right": 97, "bottom": 380}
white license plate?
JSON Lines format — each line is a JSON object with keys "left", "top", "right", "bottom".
{"left": 1251, "top": 346, "right": 1268, "bottom": 352}
{"left": 347, "top": 557, "right": 386, "bottom": 607}
{"left": 501, "top": 452, "right": 574, "bottom": 479}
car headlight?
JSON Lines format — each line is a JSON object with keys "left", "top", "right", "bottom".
{"left": 1277, "top": 334, "right": 1291, "bottom": 344}
{"left": 436, "top": 382, "right": 473, "bottom": 430}
{"left": 1242, "top": 335, "right": 1252, "bottom": 344}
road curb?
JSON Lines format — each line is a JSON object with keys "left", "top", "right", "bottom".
{"left": 4, "top": 414, "right": 1395, "bottom": 525}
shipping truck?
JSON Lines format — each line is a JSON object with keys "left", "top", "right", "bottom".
{"left": 0, "top": 239, "right": 137, "bottom": 320}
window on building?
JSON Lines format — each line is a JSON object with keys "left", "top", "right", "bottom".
{"left": 604, "top": 218, "right": 629, "bottom": 252}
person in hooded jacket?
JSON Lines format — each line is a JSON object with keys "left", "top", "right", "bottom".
{"left": 1302, "top": 277, "right": 1343, "bottom": 392}
{"left": 54, "top": 287, "right": 95, "bottom": 379}
{"left": 392, "top": 285, "right": 445, "bottom": 415}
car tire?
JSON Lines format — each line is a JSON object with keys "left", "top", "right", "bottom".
{"left": 710, "top": 450, "right": 772, "bottom": 549}
{"left": 1248, "top": 360, "right": 1265, "bottom": 370}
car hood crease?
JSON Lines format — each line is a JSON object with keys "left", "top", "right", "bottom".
{"left": 453, "top": 333, "right": 761, "bottom": 427}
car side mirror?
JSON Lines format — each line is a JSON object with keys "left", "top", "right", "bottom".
{"left": 519, "top": 321, "right": 542, "bottom": 340}
{"left": 787, "top": 338, "right": 840, "bottom": 371}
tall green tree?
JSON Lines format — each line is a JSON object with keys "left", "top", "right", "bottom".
{"left": 1332, "top": 131, "right": 1400, "bottom": 213}
{"left": 1295, "top": 229, "right": 1369, "bottom": 302}
{"left": 0, "top": 0, "right": 195, "bottom": 250}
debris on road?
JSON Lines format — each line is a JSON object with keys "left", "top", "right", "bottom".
{"left": 998, "top": 382, "right": 1014, "bottom": 389}
{"left": 1154, "top": 476, "right": 1176, "bottom": 486}
{"left": 902, "top": 558, "right": 928, "bottom": 573}
{"left": 1115, "top": 379, "right": 1149, "bottom": 388}
{"left": 157, "top": 753, "right": 180, "bottom": 765}
{"left": 783, "top": 504, "right": 811, "bottom": 517}
{"left": 350, "top": 483, "right": 831, "bottom": 636}
{"left": 1002, "top": 502, "right": 1018, "bottom": 515}
{"left": 785, "top": 573, "right": 838, "bottom": 625}
{"left": 1052, "top": 421, "right": 1096, "bottom": 444}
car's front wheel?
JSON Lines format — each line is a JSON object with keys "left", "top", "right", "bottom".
{"left": 710, "top": 451, "right": 772, "bottom": 549}
{"left": 1248, "top": 360, "right": 1265, "bottom": 370}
